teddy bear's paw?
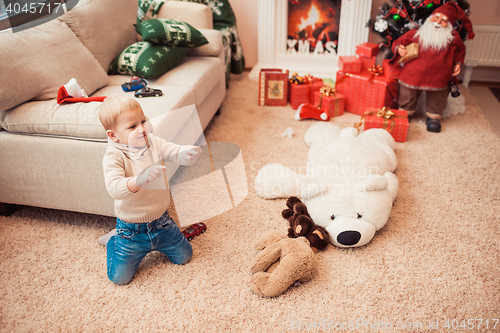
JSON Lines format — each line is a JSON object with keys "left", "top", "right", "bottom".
{"left": 304, "top": 122, "right": 341, "bottom": 146}
{"left": 294, "top": 215, "right": 312, "bottom": 237}
{"left": 250, "top": 272, "right": 287, "bottom": 297}
{"left": 249, "top": 272, "right": 269, "bottom": 296}
{"left": 339, "top": 127, "right": 359, "bottom": 137}
{"left": 254, "top": 163, "right": 308, "bottom": 199}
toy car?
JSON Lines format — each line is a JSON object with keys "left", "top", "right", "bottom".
{"left": 121, "top": 77, "right": 148, "bottom": 92}
{"left": 182, "top": 222, "right": 207, "bottom": 241}
{"left": 134, "top": 87, "right": 163, "bottom": 98}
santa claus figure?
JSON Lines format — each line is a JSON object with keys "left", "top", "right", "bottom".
{"left": 392, "top": 2, "right": 474, "bottom": 133}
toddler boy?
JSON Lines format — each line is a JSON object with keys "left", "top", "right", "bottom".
{"left": 97, "top": 95, "right": 201, "bottom": 285}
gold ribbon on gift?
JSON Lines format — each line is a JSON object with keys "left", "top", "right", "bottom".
{"left": 368, "top": 65, "right": 384, "bottom": 77}
{"left": 319, "top": 85, "right": 336, "bottom": 97}
{"left": 354, "top": 107, "right": 405, "bottom": 133}
{"left": 317, "top": 85, "right": 340, "bottom": 116}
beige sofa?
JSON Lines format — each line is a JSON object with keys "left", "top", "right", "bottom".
{"left": 0, "top": 0, "right": 226, "bottom": 217}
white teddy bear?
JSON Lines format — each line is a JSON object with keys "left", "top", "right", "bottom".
{"left": 254, "top": 123, "right": 399, "bottom": 248}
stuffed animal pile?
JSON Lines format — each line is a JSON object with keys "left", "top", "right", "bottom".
{"left": 254, "top": 123, "right": 399, "bottom": 248}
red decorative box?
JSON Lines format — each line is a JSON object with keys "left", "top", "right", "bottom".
{"left": 289, "top": 77, "right": 324, "bottom": 110}
{"left": 313, "top": 87, "right": 345, "bottom": 117}
{"left": 258, "top": 69, "right": 289, "bottom": 106}
{"left": 356, "top": 42, "right": 379, "bottom": 58}
{"left": 359, "top": 56, "right": 376, "bottom": 72}
{"left": 382, "top": 59, "right": 402, "bottom": 80}
{"left": 362, "top": 108, "right": 409, "bottom": 142}
{"left": 335, "top": 71, "right": 398, "bottom": 115}
{"left": 338, "top": 56, "right": 361, "bottom": 73}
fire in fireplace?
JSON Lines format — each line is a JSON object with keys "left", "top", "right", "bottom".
{"left": 287, "top": 0, "right": 342, "bottom": 56}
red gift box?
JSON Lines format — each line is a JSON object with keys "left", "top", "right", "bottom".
{"left": 335, "top": 71, "right": 398, "bottom": 115}
{"left": 313, "top": 87, "right": 345, "bottom": 117}
{"left": 338, "top": 56, "right": 361, "bottom": 73}
{"left": 258, "top": 69, "right": 289, "bottom": 106}
{"left": 289, "top": 77, "right": 324, "bottom": 110}
{"left": 356, "top": 42, "right": 379, "bottom": 58}
{"left": 359, "top": 56, "right": 376, "bottom": 72}
{"left": 360, "top": 108, "right": 409, "bottom": 142}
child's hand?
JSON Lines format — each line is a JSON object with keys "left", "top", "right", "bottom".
{"left": 136, "top": 165, "right": 166, "bottom": 187}
{"left": 180, "top": 146, "right": 202, "bottom": 165}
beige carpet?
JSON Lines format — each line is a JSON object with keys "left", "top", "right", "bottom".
{"left": 1, "top": 74, "right": 499, "bottom": 332}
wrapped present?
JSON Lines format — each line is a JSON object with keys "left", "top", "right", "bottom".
{"left": 289, "top": 75, "right": 324, "bottom": 110}
{"left": 356, "top": 42, "right": 379, "bottom": 58}
{"left": 335, "top": 70, "right": 398, "bottom": 115}
{"left": 398, "top": 42, "right": 419, "bottom": 64}
{"left": 258, "top": 69, "right": 289, "bottom": 106}
{"left": 354, "top": 107, "right": 409, "bottom": 142}
{"left": 338, "top": 56, "right": 361, "bottom": 73}
{"left": 313, "top": 86, "right": 345, "bottom": 117}
{"left": 382, "top": 59, "right": 402, "bottom": 80}
{"left": 359, "top": 56, "right": 376, "bottom": 72}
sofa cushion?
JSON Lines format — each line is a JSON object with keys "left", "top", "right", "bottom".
{"left": 60, "top": 0, "right": 138, "bottom": 71}
{"left": 136, "top": 18, "right": 208, "bottom": 47}
{"left": 149, "top": 56, "right": 224, "bottom": 105}
{"left": 108, "top": 42, "right": 189, "bottom": 79}
{"left": 0, "top": 19, "right": 109, "bottom": 113}
{"left": 0, "top": 86, "right": 196, "bottom": 140}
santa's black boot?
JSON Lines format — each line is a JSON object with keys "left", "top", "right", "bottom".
{"left": 426, "top": 117, "right": 441, "bottom": 133}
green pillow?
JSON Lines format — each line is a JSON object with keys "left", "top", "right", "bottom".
{"left": 136, "top": 18, "right": 209, "bottom": 47}
{"left": 108, "top": 42, "right": 188, "bottom": 79}
{"left": 178, "top": 0, "right": 236, "bottom": 28}
{"left": 137, "top": 0, "right": 165, "bottom": 25}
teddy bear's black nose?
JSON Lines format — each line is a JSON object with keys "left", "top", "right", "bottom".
{"left": 337, "top": 231, "right": 361, "bottom": 246}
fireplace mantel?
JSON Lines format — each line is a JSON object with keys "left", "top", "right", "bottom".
{"left": 249, "top": 0, "right": 373, "bottom": 80}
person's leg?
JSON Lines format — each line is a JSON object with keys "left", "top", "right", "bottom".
{"left": 425, "top": 88, "right": 449, "bottom": 133}
{"left": 98, "top": 229, "right": 117, "bottom": 246}
{"left": 107, "top": 220, "right": 150, "bottom": 285}
{"left": 154, "top": 212, "right": 193, "bottom": 265}
{"left": 398, "top": 85, "right": 421, "bottom": 117}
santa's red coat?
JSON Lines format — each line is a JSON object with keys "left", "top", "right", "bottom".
{"left": 392, "top": 29, "right": 466, "bottom": 91}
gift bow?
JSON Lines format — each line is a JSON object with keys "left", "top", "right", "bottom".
{"left": 302, "top": 74, "right": 314, "bottom": 84}
{"left": 368, "top": 65, "right": 384, "bottom": 77}
{"left": 319, "top": 85, "right": 336, "bottom": 96}
{"left": 376, "top": 107, "right": 394, "bottom": 119}
{"left": 354, "top": 107, "right": 406, "bottom": 133}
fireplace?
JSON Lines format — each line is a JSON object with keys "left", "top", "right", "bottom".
{"left": 287, "top": 0, "right": 341, "bottom": 56}
{"left": 249, "top": 0, "right": 373, "bottom": 80}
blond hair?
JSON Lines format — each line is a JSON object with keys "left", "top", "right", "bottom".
{"left": 98, "top": 94, "right": 142, "bottom": 130}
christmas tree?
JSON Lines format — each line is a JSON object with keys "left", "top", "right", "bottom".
{"left": 371, "top": 0, "right": 471, "bottom": 56}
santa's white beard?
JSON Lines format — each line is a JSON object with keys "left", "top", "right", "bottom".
{"left": 415, "top": 17, "right": 454, "bottom": 51}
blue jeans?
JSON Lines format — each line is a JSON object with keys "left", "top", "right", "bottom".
{"left": 107, "top": 210, "right": 192, "bottom": 285}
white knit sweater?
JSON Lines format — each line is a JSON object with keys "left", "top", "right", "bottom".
{"left": 102, "top": 133, "right": 196, "bottom": 223}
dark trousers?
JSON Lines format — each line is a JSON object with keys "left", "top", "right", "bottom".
{"left": 398, "top": 85, "right": 449, "bottom": 119}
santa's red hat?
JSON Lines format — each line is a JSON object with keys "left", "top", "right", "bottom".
{"left": 295, "top": 103, "right": 330, "bottom": 121}
{"left": 432, "top": 2, "right": 474, "bottom": 39}
{"left": 57, "top": 78, "right": 106, "bottom": 104}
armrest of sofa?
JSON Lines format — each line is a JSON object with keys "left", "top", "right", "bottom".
{"left": 156, "top": 1, "right": 213, "bottom": 29}
{"left": 186, "top": 29, "right": 224, "bottom": 63}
